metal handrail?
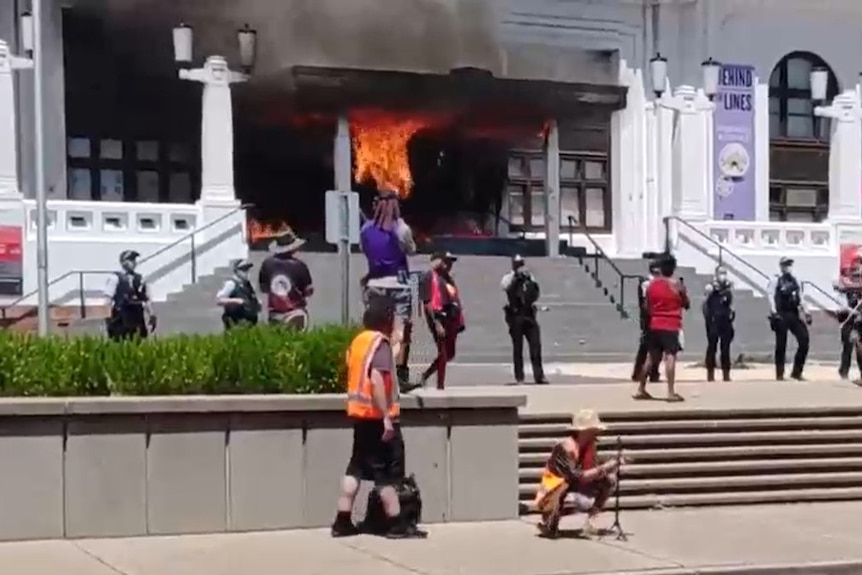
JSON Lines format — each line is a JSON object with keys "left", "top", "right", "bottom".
{"left": 801, "top": 280, "right": 845, "bottom": 311}
{"left": 567, "top": 215, "right": 641, "bottom": 315}
{"left": 1, "top": 202, "right": 252, "bottom": 322}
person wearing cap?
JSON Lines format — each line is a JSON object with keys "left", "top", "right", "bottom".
{"left": 834, "top": 248, "right": 862, "bottom": 380}
{"left": 216, "top": 259, "right": 261, "bottom": 330}
{"left": 703, "top": 265, "right": 735, "bottom": 382}
{"left": 104, "top": 250, "right": 156, "bottom": 341}
{"left": 768, "top": 256, "right": 811, "bottom": 381}
{"left": 360, "top": 191, "right": 417, "bottom": 389}
{"left": 501, "top": 254, "right": 548, "bottom": 384}
{"left": 418, "top": 251, "right": 464, "bottom": 389}
{"left": 534, "top": 409, "right": 622, "bottom": 538}
{"left": 258, "top": 229, "right": 314, "bottom": 331}
{"left": 631, "top": 260, "right": 661, "bottom": 383}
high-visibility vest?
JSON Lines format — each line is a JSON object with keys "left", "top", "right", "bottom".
{"left": 346, "top": 329, "right": 400, "bottom": 419}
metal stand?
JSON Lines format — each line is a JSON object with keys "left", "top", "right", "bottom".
{"left": 607, "top": 436, "right": 627, "bottom": 541}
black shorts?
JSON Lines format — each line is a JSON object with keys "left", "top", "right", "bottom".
{"left": 345, "top": 419, "right": 405, "bottom": 486}
{"left": 648, "top": 329, "right": 681, "bottom": 358}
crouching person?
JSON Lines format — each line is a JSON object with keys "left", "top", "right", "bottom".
{"left": 534, "top": 409, "right": 620, "bottom": 538}
{"left": 331, "top": 296, "right": 424, "bottom": 539}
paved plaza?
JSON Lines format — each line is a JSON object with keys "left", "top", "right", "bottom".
{"left": 4, "top": 502, "right": 862, "bottom": 575}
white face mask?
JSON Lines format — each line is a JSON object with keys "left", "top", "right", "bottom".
{"left": 121, "top": 260, "right": 137, "bottom": 273}
{"left": 716, "top": 273, "right": 728, "bottom": 283}
{"left": 781, "top": 266, "right": 793, "bottom": 275}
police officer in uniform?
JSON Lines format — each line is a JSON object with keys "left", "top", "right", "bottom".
{"left": 703, "top": 266, "right": 735, "bottom": 381}
{"left": 835, "top": 251, "right": 862, "bottom": 379}
{"left": 501, "top": 255, "right": 548, "bottom": 385}
{"left": 632, "top": 260, "right": 661, "bottom": 383}
{"left": 768, "top": 257, "right": 811, "bottom": 381}
{"left": 104, "top": 250, "right": 156, "bottom": 341}
{"left": 216, "top": 259, "right": 261, "bottom": 330}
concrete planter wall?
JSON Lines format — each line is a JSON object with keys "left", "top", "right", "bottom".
{"left": 0, "top": 390, "right": 525, "bottom": 541}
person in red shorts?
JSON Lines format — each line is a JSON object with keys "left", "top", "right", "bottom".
{"left": 634, "top": 254, "right": 689, "bottom": 402}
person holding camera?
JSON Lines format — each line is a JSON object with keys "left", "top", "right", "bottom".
{"left": 632, "top": 260, "right": 661, "bottom": 383}
{"left": 768, "top": 257, "right": 811, "bottom": 381}
{"left": 501, "top": 255, "right": 548, "bottom": 385}
{"left": 703, "top": 266, "right": 735, "bottom": 382}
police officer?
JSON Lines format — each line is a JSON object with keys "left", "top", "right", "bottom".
{"left": 501, "top": 255, "right": 548, "bottom": 384}
{"left": 216, "top": 259, "right": 261, "bottom": 330}
{"left": 703, "top": 266, "right": 735, "bottom": 382}
{"left": 769, "top": 257, "right": 811, "bottom": 381}
{"left": 104, "top": 250, "right": 156, "bottom": 341}
{"left": 835, "top": 250, "right": 862, "bottom": 379}
{"left": 632, "top": 260, "right": 661, "bottom": 383}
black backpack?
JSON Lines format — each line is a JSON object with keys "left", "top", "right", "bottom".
{"left": 359, "top": 475, "right": 423, "bottom": 536}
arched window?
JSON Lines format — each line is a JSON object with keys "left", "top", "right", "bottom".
{"left": 768, "top": 52, "right": 838, "bottom": 222}
{"left": 769, "top": 52, "right": 838, "bottom": 140}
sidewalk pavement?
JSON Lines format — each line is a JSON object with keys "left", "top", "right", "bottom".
{"left": 7, "top": 502, "right": 862, "bottom": 575}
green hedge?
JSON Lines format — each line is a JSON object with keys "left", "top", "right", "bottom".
{"left": 0, "top": 325, "right": 358, "bottom": 397}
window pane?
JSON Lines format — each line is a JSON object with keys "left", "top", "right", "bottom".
{"left": 785, "top": 188, "right": 818, "bottom": 207}
{"left": 769, "top": 113, "right": 781, "bottom": 138}
{"left": 169, "top": 173, "right": 193, "bottom": 203}
{"left": 818, "top": 117, "right": 831, "bottom": 141}
{"left": 529, "top": 158, "right": 545, "bottom": 179}
{"left": 585, "top": 187, "right": 606, "bottom": 228}
{"left": 786, "top": 210, "right": 816, "bottom": 223}
{"left": 507, "top": 157, "right": 526, "bottom": 179}
{"left": 507, "top": 185, "right": 524, "bottom": 225}
{"left": 561, "top": 186, "right": 580, "bottom": 227}
{"left": 531, "top": 189, "right": 545, "bottom": 227}
{"left": 68, "top": 138, "right": 90, "bottom": 159}
{"left": 817, "top": 188, "right": 829, "bottom": 207}
{"left": 769, "top": 69, "right": 781, "bottom": 88}
{"left": 560, "top": 159, "right": 577, "bottom": 180}
{"left": 768, "top": 97, "right": 780, "bottom": 114}
{"left": 787, "top": 98, "right": 812, "bottom": 115}
{"left": 136, "top": 141, "right": 159, "bottom": 162}
{"left": 100, "top": 169, "right": 125, "bottom": 201}
{"left": 170, "top": 143, "right": 190, "bottom": 164}
{"left": 584, "top": 161, "right": 604, "bottom": 180}
{"left": 769, "top": 210, "right": 784, "bottom": 221}
{"left": 100, "top": 139, "right": 123, "bottom": 160}
{"left": 68, "top": 168, "right": 92, "bottom": 200}
{"left": 787, "top": 115, "right": 813, "bottom": 138}
{"left": 137, "top": 171, "right": 160, "bottom": 202}
{"left": 786, "top": 57, "right": 812, "bottom": 90}
{"left": 769, "top": 187, "right": 783, "bottom": 204}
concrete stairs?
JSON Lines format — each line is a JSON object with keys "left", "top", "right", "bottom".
{"left": 518, "top": 408, "right": 862, "bottom": 512}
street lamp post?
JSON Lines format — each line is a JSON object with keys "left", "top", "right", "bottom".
{"left": 649, "top": 54, "right": 720, "bottom": 251}
{"left": 172, "top": 22, "right": 257, "bottom": 205}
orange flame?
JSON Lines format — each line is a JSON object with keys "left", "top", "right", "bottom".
{"left": 351, "top": 110, "right": 432, "bottom": 198}
{"left": 247, "top": 219, "right": 292, "bottom": 243}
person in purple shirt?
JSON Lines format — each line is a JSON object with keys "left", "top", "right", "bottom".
{"left": 360, "top": 192, "right": 417, "bottom": 390}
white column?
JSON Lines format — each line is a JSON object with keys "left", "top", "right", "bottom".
{"left": 611, "top": 61, "right": 649, "bottom": 256}
{"left": 334, "top": 115, "right": 351, "bottom": 191}
{"left": 655, "top": 81, "right": 675, "bottom": 245}
{"left": 181, "top": 56, "right": 246, "bottom": 205}
{"left": 816, "top": 90, "right": 862, "bottom": 223}
{"left": 0, "top": 40, "right": 31, "bottom": 199}
{"left": 543, "top": 119, "right": 560, "bottom": 258}
{"left": 662, "top": 85, "right": 713, "bottom": 221}
{"left": 754, "top": 79, "right": 770, "bottom": 221}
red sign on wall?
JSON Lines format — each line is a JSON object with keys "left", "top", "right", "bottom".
{"left": 0, "top": 226, "right": 23, "bottom": 296}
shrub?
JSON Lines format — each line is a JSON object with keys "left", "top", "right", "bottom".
{"left": 0, "top": 324, "right": 359, "bottom": 397}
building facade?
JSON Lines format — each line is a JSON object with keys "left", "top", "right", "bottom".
{"left": 0, "top": 0, "right": 860, "bottom": 308}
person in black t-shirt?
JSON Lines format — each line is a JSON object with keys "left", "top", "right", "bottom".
{"left": 258, "top": 230, "right": 314, "bottom": 331}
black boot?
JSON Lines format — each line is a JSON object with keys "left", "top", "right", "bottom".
{"left": 331, "top": 511, "right": 359, "bottom": 537}
{"left": 706, "top": 368, "right": 715, "bottom": 382}
{"left": 722, "top": 369, "right": 731, "bottom": 382}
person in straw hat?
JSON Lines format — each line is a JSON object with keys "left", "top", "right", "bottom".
{"left": 534, "top": 409, "right": 623, "bottom": 538}
{"left": 258, "top": 228, "right": 315, "bottom": 331}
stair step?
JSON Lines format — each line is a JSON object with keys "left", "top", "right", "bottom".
{"left": 519, "top": 430, "right": 862, "bottom": 451}
{"left": 519, "top": 486, "right": 862, "bottom": 513}
{"left": 520, "top": 407, "right": 862, "bottom": 424}
{"left": 518, "top": 457, "right": 862, "bottom": 479}
{"left": 518, "top": 416, "right": 862, "bottom": 437}
{"left": 518, "top": 470, "right": 862, "bottom": 497}
{"left": 518, "top": 443, "right": 862, "bottom": 465}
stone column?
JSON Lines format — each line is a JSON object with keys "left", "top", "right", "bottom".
{"left": 333, "top": 115, "right": 352, "bottom": 192}
{"left": 815, "top": 90, "right": 862, "bottom": 223}
{"left": 662, "top": 85, "right": 713, "bottom": 221}
{"left": 0, "top": 40, "right": 31, "bottom": 199}
{"left": 543, "top": 119, "right": 560, "bottom": 258}
{"left": 180, "top": 56, "right": 246, "bottom": 206}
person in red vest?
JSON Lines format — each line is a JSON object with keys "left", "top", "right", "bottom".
{"left": 418, "top": 251, "right": 464, "bottom": 389}
{"left": 634, "top": 254, "right": 689, "bottom": 402}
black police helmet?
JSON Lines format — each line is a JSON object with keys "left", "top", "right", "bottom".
{"left": 119, "top": 250, "right": 140, "bottom": 264}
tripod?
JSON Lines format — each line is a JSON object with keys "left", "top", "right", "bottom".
{"left": 606, "top": 436, "right": 627, "bottom": 541}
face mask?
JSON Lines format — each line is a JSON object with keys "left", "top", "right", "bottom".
{"left": 781, "top": 266, "right": 792, "bottom": 276}
{"left": 122, "top": 260, "right": 137, "bottom": 272}
{"left": 716, "top": 274, "right": 728, "bottom": 283}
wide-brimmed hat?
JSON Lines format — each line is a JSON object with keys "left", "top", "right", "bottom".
{"left": 431, "top": 251, "right": 458, "bottom": 263}
{"left": 269, "top": 229, "right": 306, "bottom": 254}
{"left": 569, "top": 409, "right": 606, "bottom": 432}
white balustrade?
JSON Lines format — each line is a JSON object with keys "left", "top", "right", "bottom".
{"left": 702, "top": 221, "right": 833, "bottom": 253}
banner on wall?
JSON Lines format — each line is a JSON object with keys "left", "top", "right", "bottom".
{"left": 0, "top": 226, "right": 23, "bottom": 296}
{"left": 713, "top": 64, "right": 756, "bottom": 221}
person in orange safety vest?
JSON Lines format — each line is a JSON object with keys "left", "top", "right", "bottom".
{"left": 418, "top": 251, "right": 464, "bottom": 389}
{"left": 534, "top": 409, "right": 622, "bottom": 539}
{"left": 331, "top": 295, "right": 420, "bottom": 539}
